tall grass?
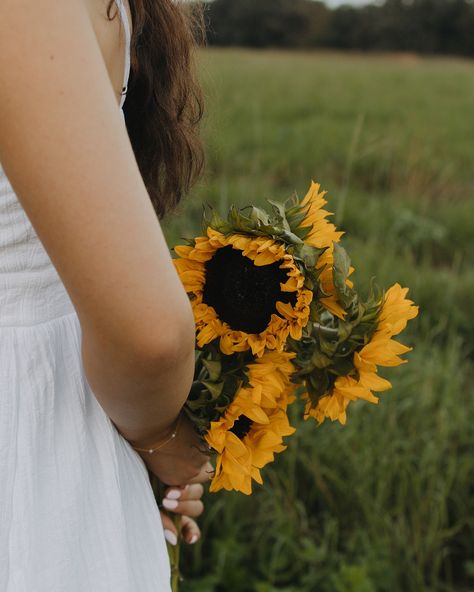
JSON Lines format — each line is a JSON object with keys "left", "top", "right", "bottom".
{"left": 162, "top": 49, "right": 474, "bottom": 592}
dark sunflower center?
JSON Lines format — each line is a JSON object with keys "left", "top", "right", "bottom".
{"left": 203, "top": 246, "right": 297, "bottom": 334}
{"left": 230, "top": 415, "right": 253, "bottom": 439}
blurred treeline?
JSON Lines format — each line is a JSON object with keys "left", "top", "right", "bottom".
{"left": 203, "top": 0, "right": 474, "bottom": 56}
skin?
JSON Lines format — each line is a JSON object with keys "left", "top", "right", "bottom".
{"left": 84, "top": 0, "right": 133, "bottom": 107}
{"left": 0, "top": 0, "right": 208, "bottom": 540}
{"left": 161, "top": 484, "right": 205, "bottom": 545}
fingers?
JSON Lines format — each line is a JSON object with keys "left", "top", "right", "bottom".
{"left": 180, "top": 515, "right": 201, "bottom": 545}
{"left": 159, "top": 479, "right": 205, "bottom": 546}
{"left": 162, "top": 483, "right": 204, "bottom": 517}
{"left": 162, "top": 499, "right": 203, "bottom": 517}
{"left": 164, "top": 483, "right": 204, "bottom": 502}
{"left": 159, "top": 511, "right": 201, "bottom": 546}
{"left": 159, "top": 510, "right": 178, "bottom": 547}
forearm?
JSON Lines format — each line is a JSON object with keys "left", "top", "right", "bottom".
{"left": 81, "top": 312, "right": 196, "bottom": 446}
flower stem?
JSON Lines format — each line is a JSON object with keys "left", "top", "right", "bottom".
{"left": 168, "top": 513, "right": 182, "bottom": 592}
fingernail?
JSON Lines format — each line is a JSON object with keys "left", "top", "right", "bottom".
{"left": 189, "top": 534, "right": 199, "bottom": 544}
{"left": 162, "top": 498, "right": 179, "bottom": 510}
{"left": 164, "top": 529, "right": 177, "bottom": 546}
{"left": 165, "top": 489, "right": 182, "bottom": 500}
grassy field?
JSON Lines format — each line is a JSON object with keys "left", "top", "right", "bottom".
{"left": 163, "top": 49, "right": 474, "bottom": 592}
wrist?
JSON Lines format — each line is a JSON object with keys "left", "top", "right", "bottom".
{"left": 112, "top": 412, "right": 182, "bottom": 451}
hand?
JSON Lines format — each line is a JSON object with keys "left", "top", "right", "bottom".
{"left": 159, "top": 484, "right": 204, "bottom": 546}
{"left": 136, "top": 413, "right": 214, "bottom": 487}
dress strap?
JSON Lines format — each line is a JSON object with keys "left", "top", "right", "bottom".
{"left": 114, "top": 0, "right": 131, "bottom": 109}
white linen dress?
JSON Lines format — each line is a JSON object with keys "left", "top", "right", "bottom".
{"left": 0, "top": 1, "right": 172, "bottom": 589}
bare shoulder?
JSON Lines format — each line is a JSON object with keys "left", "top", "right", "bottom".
{"left": 83, "top": 0, "right": 131, "bottom": 106}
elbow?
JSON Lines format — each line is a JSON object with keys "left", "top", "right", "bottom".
{"left": 130, "top": 300, "right": 196, "bottom": 374}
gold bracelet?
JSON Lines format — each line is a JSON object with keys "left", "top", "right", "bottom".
{"left": 129, "top": 413, "right": 183, "bottom": 455}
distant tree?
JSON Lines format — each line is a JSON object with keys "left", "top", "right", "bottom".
{"left": 206, "top": 0, "right": 329, "bottom": 48}
{"left": 204, "top": 0, "right": 474, "bottom": 56}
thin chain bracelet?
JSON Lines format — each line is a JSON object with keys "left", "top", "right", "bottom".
{"left": 129, "top": 413, "right": 183, "bottom": 455}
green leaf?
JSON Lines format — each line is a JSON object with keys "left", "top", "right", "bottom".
{"left": 311, "top": 350, "right": 332, "bottom": 369}
{"left": 292, "top": 225, "right": 312, "bottom": 240}
{"left": 201, "top": 359, "right": 222, "bottom": 382}
{"left": 337, "top": 320, "right": 353, "bottom": 342}
{"left": 332, "top": 356, "right": 357, "bottom": 376}
{"left": 319, "top": 338, "right": 339, "bottom": 356}
{"left": 248, "top": 206, "right": 270, "bottom": 226}
{"left": 203, "top": 204, "right": 228, "bottom": 233}
{"left": 295, "top": 244, "right": 323, "bottom": 268}
{"left": 267, "top": 199, "right": 292, "bottom": 231}
{"left": 201, "top": 380, "right": 224, "bottom": 400}
{"left": 307, "top": 371, "right": 330, "bottom": 400}
{"left": 228, "top": 205, "right": 258, "bottom": 233}
{"left": 287, "top": 209, "right": 308, "bottom": 231}
{"left": 313, "top": 323, "right": 340, "bottom": 340}
{"left": 277, "top": 228, "right": 305, "bottom": 245}
{"left": 332, "top": 242, "right": 356, "bottom": 308}
{"left": 332, "top": 242, "right": 351, "bottom": 290}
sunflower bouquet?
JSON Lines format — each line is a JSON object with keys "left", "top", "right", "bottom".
{"left": 172, "top": 181, "right": 418, "bottom": 493}
{"left": 161, "top": 181, "right": 418, "bottom": 589}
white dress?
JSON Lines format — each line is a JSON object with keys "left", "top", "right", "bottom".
{"left": 0, "top": 2, "right": 172, "bottom": 590}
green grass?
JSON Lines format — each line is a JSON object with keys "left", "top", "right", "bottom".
{"left": 162, "top": 49, "right": 474, "bottom": 592}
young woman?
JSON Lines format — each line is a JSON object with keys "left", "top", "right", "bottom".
{"left": 0, "top": 0, "right": 210, "bottom": 589}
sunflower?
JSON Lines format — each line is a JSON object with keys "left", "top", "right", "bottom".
{"left": 297, "top": 181, "right": 354, "bottom": 319}
{"left": 174, "top": 228, "right": 312, "bottom": 358}
{"left": 245, "top": 350, "right": 297, "bottom": 410}
{"left": 205, "top": 389, "right": 296, "bottom": 495}
{"left": 208, "top": 444, "right": 256, "bottom": 496}
{"left": 376, "top": 282, "right": 419, "bottom": 337}
{"left": 204, "top": 349, "right": 297, "bottom": 494}
{"left": 304, "top": 283, "right": 419, "bottom": 425}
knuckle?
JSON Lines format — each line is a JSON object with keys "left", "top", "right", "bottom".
{"left": 191, "top": 472, "right": 208, "bottom": 485}
{"left": 187, "top": 466, "right": 203, "bottom": 483}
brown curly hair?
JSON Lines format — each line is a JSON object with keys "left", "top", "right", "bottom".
{"left": 106, "top": 0, "right": 205, "bottom": 219}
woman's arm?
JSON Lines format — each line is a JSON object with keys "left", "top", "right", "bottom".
{"left": 0, "top": 0, "right": 199, "bottom": 453}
